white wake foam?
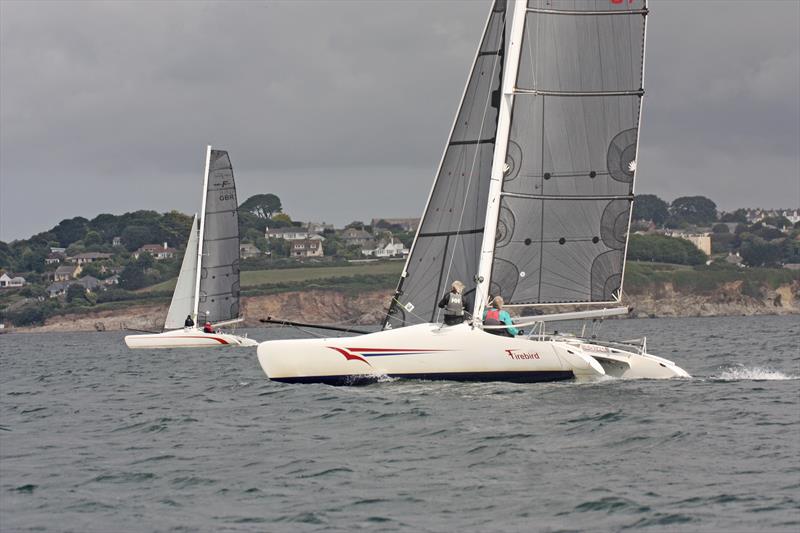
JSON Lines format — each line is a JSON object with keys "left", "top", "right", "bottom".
{"left": 715, "top": 366, "right": 798, "bottom": 381}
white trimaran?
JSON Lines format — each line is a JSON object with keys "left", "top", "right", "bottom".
{"left": 257, "top": 0, "right": 688, "bottom": 383}
{"left": 125, "top": 146, "right": 257, "bottom": 349}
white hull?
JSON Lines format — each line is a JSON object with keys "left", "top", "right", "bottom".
{"left": 256, "top": 323, "right": 689, "bottom": 385}
{"left": 125, "top": 327, "right": 258, "bottom": 349}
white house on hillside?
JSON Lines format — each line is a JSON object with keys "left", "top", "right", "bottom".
{"left": 665, "top": 231, "right": 712, "bottom": 256}
{"left": 291, "top": 239, "right": 324, "bottom": 258}
{"left": 133, "top": 243, "right": 177, "bottom": 260}
{"left": 0, "top": 273, "right": 26, "bottom": 288}
{"left": 362, "top": 237, "right": 409, "bottom": 258}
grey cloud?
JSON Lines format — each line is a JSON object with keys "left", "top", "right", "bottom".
{"left": 1, "top": 0, "right": 798, "bottom": 241}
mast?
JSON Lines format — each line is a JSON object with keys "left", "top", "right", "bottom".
{"left": 192, "top": 145, "right": 212, "bottom": 322}
{"left": 473, "top": 0, "right": 527, "bottom": 326}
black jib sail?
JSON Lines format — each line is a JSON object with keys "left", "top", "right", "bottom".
{"left": 384, "top": 0, "right": 507, "bottom": 328}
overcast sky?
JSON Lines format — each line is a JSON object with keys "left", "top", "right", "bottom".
{"left": 1, "top": 0, "right": 798, "bottom": 242}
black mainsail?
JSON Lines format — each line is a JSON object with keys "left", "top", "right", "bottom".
{"left": 489, "top": 0, "right": 647, "bottom": 305}
{"left": 384, "top": 0, "right": 507, "bottom": 328}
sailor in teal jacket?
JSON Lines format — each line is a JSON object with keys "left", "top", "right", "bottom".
{"left": 482, "top": 296, "right": 519, "bottom": 337}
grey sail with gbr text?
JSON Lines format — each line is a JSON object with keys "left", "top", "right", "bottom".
{"left": 198, "top": 150, "right": 241, "bottom": 323}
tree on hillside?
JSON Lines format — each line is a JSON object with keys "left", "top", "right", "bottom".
{"left": 781, "top": 238, "right": 800, "bottom": 263}
{"left": 118, "top": 258, "right": 150, "bottom": 290}
{"left": 89, "top": 213, "right": 122, "bottom": 241}
{"left": 271, "top": 213, "right": 292, "bottom": 226}
{"left": 121, "top": 225, "right": 156, "bottom": 252}
{"left": 740, "top": 237, "right": 782, "bottom": 267}
{"left": 712, "top": 223, "right": 730, "bottom": 234}
{"left": 669, "top": 196, "right": 717, "bottom": 226}
{"left": 52, "top": 217, "right": 89, "bottom": 247}
{"left": 720, "top": 209, "right": 748, "bottom": 223}
{"left": 632, "top": 194, "right": 669, "bottom": 225}
{"left": 84, "top": 230, "right": 103, "bottom": 246}
{"left": 762, "top": 216, "right": 792, "bottom": 229}
{"left": 66, "top": 283, "right": 88, "bottom": 303}
{"left": 240, "top": 194, "right": 282, "bottom": 219}
{"left": 627, "top": 234, "right": 707, "bottom": 265}
{"left": 159, "top": 211, "right": 193, "bottom": 248}
{"left": 0, "top": 241, "right": 13, "bottom": 270}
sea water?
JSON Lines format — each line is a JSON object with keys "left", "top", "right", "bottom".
{"left": 1, "top": 315, "right": 798, "bottom": 532}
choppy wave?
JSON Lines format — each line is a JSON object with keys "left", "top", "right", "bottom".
{"left": 714, "top": 366, "right": 797, "bottom": 381}
{"left": 2, "top": 319, "right": 800, "bottom": 532}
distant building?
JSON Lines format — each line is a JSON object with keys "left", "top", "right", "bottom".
{"left": 340, "top": 228, "right": 373, "bottom": 247}
{"left": 0, "top": 272, "right": 26, "bottom": 288}
{"left": 50, "top": 247, "right": 66, "bottom": 254}
{"left": 239, "top": 243, "right": 262, "bottom": 259}
{"left": 266, "top": 227, "right": 309, "bottom": 241}
{"left": 265, "top": 227, "right": 326, "bottom": 241}
{"left": 54, "top": 264, "right": 82, "bottom": 281}
{"left": 370, "top": 218, "right": 420, "bottom": 232}
{"left": 306, "top": 222, "right": 334, "bottom": 234}
{"left": 744, "top": 208, "right": 800, "bottom": 225}
{"left": 112, "top": 236, "right": 123, "bottom": 247}
{"left": 724, "top": 253, "right": 744, "bottom": 267}
{"left": 362, "top": 237, "right": 409, "bottom": 258}
{"left": 133, "top": 243, "right": 177, "bottom": 260}
{"left": 290, "top": 238, "right": 324, "bottom": 258}
{"left": 45, "top": 252, "right": 65, "bottom": 265}
{"left": 665, "top": 231, "right": 712, "bottom": 256}
{"left": 46, "top": 276, "right": 103, "bottom": 298}
{"left": 68, "top": 252, "right": 113, "bottom": 265}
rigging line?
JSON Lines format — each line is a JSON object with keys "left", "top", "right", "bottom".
{"left": 436, "top": 16, "right": 505, "bottom": 324}
{"left": 390, "top": 296, "right": 432, "bottom": 326}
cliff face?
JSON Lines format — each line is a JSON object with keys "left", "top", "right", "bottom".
{"left": 624, "top": 280, "right": 799, "bottom": 318}
{"left": 18, "top": 291, "right": 393, "bottom": 333}
{"left": 15, "top": 280, "right": 799, "bottom": 333}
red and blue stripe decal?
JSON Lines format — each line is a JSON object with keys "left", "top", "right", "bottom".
{"left": 327, "top": 347, "right": 449, "bottom": 366}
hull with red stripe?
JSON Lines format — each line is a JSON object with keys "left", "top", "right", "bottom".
{"left": 256, "top": 323, "right": 605, "bottom": 384}
{"left": 256, "top": 323, "right": 689, "bottom": 384}
{"left": 125, "top": 328, "right": 258, "bottom": 349}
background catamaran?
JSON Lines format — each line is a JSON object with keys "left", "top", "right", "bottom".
{"left": 125, "top": 146, "right": 257, "bottom": 349}
{"left": 257, "top": 0, "right": 688, "bottom": 383}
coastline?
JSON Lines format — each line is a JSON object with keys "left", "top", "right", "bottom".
{"left": 11, "top": 280, "right": 798, "bottom": 333}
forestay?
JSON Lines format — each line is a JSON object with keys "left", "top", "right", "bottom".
{"left": 164, "top": 215, "right": 199, "bottom": 329}
{"left": 384, "top": 0, "right": 507, "bottom": 328}
{"left": 490, "top": 0, "right": 647, "bottom": 305}
{"left": 198, "top": 150, "right": 241, "bottom": 324}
